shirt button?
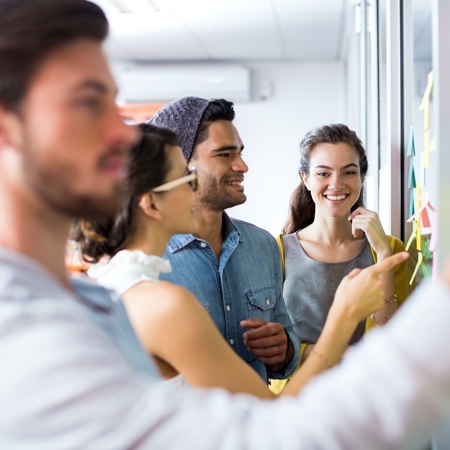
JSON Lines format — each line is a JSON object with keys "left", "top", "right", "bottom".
{"left": 229, "top": 339, "right": 234, "bottom": 345}
{"left": 200, "top": 242, "right": 207, "bottom": 248}
{"left": 226, "top": 305, "right": 231, "bottom": 311}
{"left": 266, "top": 299, "right": 270, "bottom": 305}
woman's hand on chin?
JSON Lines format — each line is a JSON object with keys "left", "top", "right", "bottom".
{"left": 348, "top": 207, "right": 392, "bottom": 258}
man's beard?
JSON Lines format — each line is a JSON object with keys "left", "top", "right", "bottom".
{"left": 197, "top": 172, "right": 246, "bottom": 212}
{"left": 22, "top": 143, "right": 121, "bottom": 221}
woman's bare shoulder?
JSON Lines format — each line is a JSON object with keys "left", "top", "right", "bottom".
{"left": 123, "top": 280, "right": 205, "bottom": 319}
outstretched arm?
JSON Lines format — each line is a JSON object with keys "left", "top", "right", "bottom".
{"left": 282, "top": 251, "right": 410, "bottom": 396}
{"left": 122, "top": 281, "right": 276, "bottom": 399}
{"left": 122, "top": 252, "right": 407, "bottom": 400}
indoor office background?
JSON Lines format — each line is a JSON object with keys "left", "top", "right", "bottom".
{"left": 93, "top": 0, "right": 448, "bottom": 304}
{"left": 91, "top": 0, "right": 449, "bottom": 446}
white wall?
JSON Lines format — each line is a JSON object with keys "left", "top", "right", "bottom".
{"left": 228, "top": 61, "right": 346, "bottom": 235}
{"left": 113, "top": 60, "right": 346, "bottom": 236}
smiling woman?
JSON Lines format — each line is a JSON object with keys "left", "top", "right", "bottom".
{"left": 71, "top": 121, "right": 402, "bottom": 399}
{"left": 279, "top": 123, "right": 412, "bottom": 370}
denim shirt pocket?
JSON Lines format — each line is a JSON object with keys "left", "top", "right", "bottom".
{"left": 246, "top": 285, "right": 277, "bottom": 321}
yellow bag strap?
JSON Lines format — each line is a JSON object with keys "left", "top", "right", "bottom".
{"left": 275, "top": 234, "right": 285, "bottom": 279}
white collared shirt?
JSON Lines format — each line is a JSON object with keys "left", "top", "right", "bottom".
{"left": 1, "top": 246, "right": 450, "bottom": 449}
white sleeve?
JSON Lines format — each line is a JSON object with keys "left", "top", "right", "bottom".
{"left": 2, "top": 280, "right": 450, "bottom": 450}
{"left": 288, "top": 279, "right": 450, "bottom": 449}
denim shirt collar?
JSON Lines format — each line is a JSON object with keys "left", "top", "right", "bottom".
{"left": 167, "top": 212, "right": 242, "bottom": 253}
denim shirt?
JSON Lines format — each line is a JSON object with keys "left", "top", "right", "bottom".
{"left": 160, "top": 213, "right": 300, "bottom": 381}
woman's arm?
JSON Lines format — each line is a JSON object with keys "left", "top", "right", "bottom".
{"left": 121, "top": 252, "right": 407, "bottom": 399}
{"left": 122, "top": 281, "right": 276, "bottom": 399}
{"left": 283, "top": 252, "right": 409, "bottom": 395}
{"left": 348, "top": 207, "right": 398, "bottom": 325}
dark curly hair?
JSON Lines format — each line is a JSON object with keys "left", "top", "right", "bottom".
{"left": 283, "top": 123, "right": 368, "bottom": 234}
{"left": 71, "top": 123, "right": 178, "bottom": 263}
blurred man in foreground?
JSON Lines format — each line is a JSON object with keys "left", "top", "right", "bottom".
{"left": 1, "top": 1, "right": 450, "bottom": 449}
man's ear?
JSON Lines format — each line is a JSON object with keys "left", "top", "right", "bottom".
{"left": 0, "top": 107, "right": 23, "bottom": 150}
{"left": 138, "top": 192, "right": 162, "bottom": 220}
{"left": 300, "top": 172, "right": 310, "bottom": 191}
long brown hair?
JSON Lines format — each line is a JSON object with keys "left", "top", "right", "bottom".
{"left": 283, "top": 124, "right": 368, "bottom": 234}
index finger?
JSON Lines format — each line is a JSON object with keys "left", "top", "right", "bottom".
{"left": 351, "top": 219, "right": 359, "bottom": 238}
{"left": 366, "top": 251, "right": 409, "bottom": 277}
{"left": 240, "top": 318, "right": 267, "bottom": 329}
{"left": 348, "top": 206, "right": 365, "bottom": 221}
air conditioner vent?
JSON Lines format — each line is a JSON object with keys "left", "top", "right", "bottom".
{"left": 115, "top": 64, "right": 252, "bottom": 103}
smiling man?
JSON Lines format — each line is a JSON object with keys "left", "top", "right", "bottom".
{"left": 5, "top": 1, "right": 450, "bottom": 449}
{"left": 151, "top": 97, "right": 300, "bottom": 382}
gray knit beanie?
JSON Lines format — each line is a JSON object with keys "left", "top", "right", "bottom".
{"left": 149, "top": 96, "right": 210, "bottom": 162}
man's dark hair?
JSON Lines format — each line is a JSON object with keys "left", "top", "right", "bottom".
{"left": 0, "top": 0, "right": 108, "bottom": 113}
{"left": 192, "top": 99, "right": 235, "bottom": 151}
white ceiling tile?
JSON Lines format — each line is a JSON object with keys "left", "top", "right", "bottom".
{"left": 278, "top": 13, "right": 342, "bottom": 42}
{"left": 286, "top": 42, "right": 339, "bottom": 60}
{"left": 105, "top": 13, "right": 209, "bottom": 60}
{"left": 274, "top": 0, "right": 344, "bottom": 14}
{"left": 206, "top": 44, "right": 285, "bottom": 60}
{"left": 126, "top": 43, "right": 209, "bottom": 61}
{"left": 184, "top": 14, "right": 280, "bottom": 45}
{"left": 106, "top": 11, "right": 183, "bottom": 35}
{"left": 160, "top": 0, "right": 273, "bottom": 14}
{"left": 94, "top": 1, "right": 347, "bottom": 62}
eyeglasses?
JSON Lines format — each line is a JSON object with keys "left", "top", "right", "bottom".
{"left": 152, "top": 167, "right": 198, "bottom": 192}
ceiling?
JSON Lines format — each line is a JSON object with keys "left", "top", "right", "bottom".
{"left": 90, "top": 0, "right": 348, "bottom": 63}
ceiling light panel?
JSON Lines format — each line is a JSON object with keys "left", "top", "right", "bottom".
{"left": 102, "top": 0, "right": 160, "bottom": 14}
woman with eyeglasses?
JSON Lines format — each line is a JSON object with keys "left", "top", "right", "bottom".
{"left": 72, "top": 122, "right": 407, "bottom": 397}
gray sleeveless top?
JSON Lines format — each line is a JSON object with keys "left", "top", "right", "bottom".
{"left": 282, "top": 233, "right": 374, "bottom": 345}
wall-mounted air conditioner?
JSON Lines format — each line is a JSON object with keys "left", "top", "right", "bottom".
{"left": 115, "top": 64, "right": 252, "bottom": 103}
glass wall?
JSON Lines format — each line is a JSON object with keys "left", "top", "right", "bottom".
{"left": 348, "top": 0, "right": 448, "bottom": 289}
{"left": 370, "top": 0, "right": 436, "bottom": 287}
{"left": 357, "top": 1, "right": 449, "bottom": 445}
{"left": 406, "top": 0, "right": 434, "bottom": 283}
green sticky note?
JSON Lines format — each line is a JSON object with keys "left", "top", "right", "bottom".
{"left": 408, "top": 161, "right": 416, "bottom": 188}
{"left": 407, "top": 124, "right": 415, "bottom": 156}
{"left": 409, "top": 190, "right": 415, "bottom": 218}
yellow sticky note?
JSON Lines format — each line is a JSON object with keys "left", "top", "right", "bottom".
{"left": 405, "top": 221, "right": 417, "bottom": 251}
{"left": 416, "top": 221, "right": 422, "bottom": 251}
{"left": 409, "top": 251, "right": 423, "bottom": 285}
{"left": 415, "top": 183, "right": 421, "bottom": 213}
{"left": 424, "top": 101, "right": 430, "bottom": 131}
